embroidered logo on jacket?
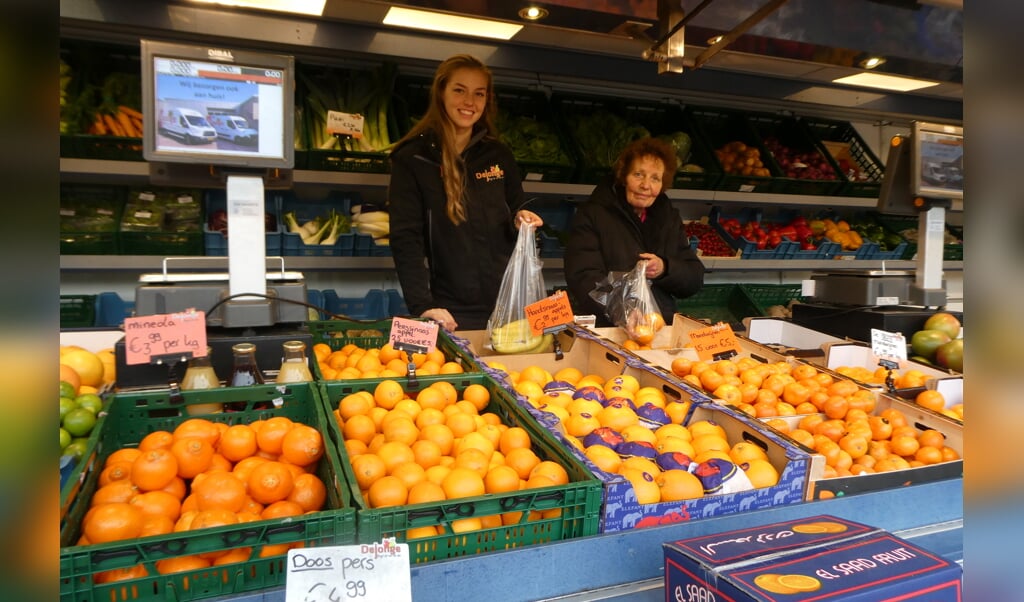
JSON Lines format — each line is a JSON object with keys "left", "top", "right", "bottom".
{"left": 475, "top": 164, "right": 505, "bottom": 182}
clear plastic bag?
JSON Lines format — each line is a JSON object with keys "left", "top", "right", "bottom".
{"left": 487, "top": 222, "right": 551, "bottom": 354}
{"left": 589, "top": 260, "right": 665, "bottom": 344}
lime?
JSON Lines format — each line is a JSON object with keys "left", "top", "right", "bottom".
{"left": 60, "top": 380, "right": 77, "bottom": 399}
{"left": 63, "top": 439, "right": 89, "bottom": 459}
{"left": 60, "top": 427, "right": 72, "bottom": 450}
{"left": 75, "top": 393, "right": 104, "bottom": 414}
{"left": 60, "top": 397, "right": 78, "bottom": 421}
{"left": 63, "top": 408, "right": 96, "bottom": 437}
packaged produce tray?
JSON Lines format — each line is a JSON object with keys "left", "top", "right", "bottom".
{"left": 61, "top": 295, "right": 97, "bottom": 329}
{"left": 118, "top": 187, "right": 204, "bottom": 255}
{"left": 744, "top": 113, "right": 845, "bottom": 196}
{"left": 280, "top": 192, "right": 360, "bottom": 257}
{"left": 59, "top": 382, "right": 356, "bottom": 602}
{"left": 60, "top": 184, "right": 124, "bottom": 255}
{"left": 873, "top": 213, "right": 963, "bottom": 261}
{"left": 203, "top": 189, "right": 283, "bottom": 257}
{"left": 306, "top": 318, "right": 480, "bottom": 381}
{"left": 685, "top": 106, "right": 776, "bottom": 193}
{"left": 799, "top": 117, "right": 885, "bottom": 198}
{"left": 298, "top": 63, "right": 398, "bottom": 174}
{"left": 554, "top": 92, "right": 721, "bottom": 188}
{"left": 319, "top": 373, "right": 603, "bottom": 561}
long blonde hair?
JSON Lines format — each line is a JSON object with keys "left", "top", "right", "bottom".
{"left": 399, "top": 54, "right": 498, "bottom": 225}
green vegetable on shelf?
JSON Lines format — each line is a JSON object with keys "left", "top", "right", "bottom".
{"left": 497, "top": 111, "right": 570, "bottom": 165}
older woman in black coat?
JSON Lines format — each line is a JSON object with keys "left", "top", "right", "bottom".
{"left": 564, "top": 137, "right": 705, "bottom": 327}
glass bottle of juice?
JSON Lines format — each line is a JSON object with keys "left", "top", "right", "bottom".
{"left": 276, "top": 340, "right": 313, "bottom": 384}
{"left": 181, "top": 346, "right": 224, "bottom": 415}
{"left": 227, "top": 342, "right": 266, "bottom": 411}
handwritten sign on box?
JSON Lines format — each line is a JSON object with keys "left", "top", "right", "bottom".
{"left": 123, "top": 310, "right": 207, "bottom": 365}
{"left": 525, "top": 290, "right": 574, "bottom": 336}
{"left": 326, "top": 110, "right": 365, "bottom": 139}
{"left": 286, "top": 540, "right": 411, "bottom": 602}
{"left": 687, "top": 322, "right": 741, "bottom": 362}
{"left": 388, "top": 317, "right": 438, "bottom": 355}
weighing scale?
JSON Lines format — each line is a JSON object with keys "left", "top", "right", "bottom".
{"left": 792, "top": 121, "right": 963, "bottom": 341}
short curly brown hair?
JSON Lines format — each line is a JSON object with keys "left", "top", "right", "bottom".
{"left": 612, "top": 137, "right": 678, "bottom": 187}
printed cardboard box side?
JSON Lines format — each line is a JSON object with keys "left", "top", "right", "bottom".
{"left": 664, "top": 514, "right": 962, "bottom": 601}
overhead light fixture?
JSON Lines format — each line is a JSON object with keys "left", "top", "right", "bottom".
{"left": 187, "top": 0, "right": 325, "bottom": 16}
{"left": 859, "top": 56, "right": 886, "bottom": 69}
{"left": 383, "top": 6, "right": 523, "bottom": 40}
{"left": 707, "top": 35, "right": 724, "bottom": 45}
{"left": 519, "top": 6, "right": 549, "bottom": 21}
{"left": 832, "top": 72, "right": 940, "bottom": 92}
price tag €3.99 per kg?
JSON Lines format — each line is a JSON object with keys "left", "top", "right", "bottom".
{"left": 286, "top": 540, "right": 411, "bottom": 602}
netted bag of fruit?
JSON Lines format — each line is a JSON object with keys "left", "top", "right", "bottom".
{"left": 591, "top": 259, "right": 664, "bottom": 343}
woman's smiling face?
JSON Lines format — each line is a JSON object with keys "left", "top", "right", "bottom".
{"left": 624, "top": 154, "right": 666, "bottom": 213}
{"left": 443, "top": 67, "right": 489, "bottom": 135}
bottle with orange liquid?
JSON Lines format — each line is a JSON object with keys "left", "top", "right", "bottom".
{"left": 275, "top": 340, "right": 313, "bottom": 384}
{"left": 181, "top": 346, "right": 224, "bottom": 415}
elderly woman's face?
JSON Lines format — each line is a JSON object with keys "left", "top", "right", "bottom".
{"left": 624, "top": 154, "right": 665, "bottom": 213}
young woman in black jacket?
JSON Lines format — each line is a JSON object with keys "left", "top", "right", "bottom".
{"left": 565, "top": 137, "right": 705, "bottom": 327}
{"left": 388, "top": 55, "right": 542, "bottom": 331}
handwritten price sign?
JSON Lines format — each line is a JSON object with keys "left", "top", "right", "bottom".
{"left": 388, "top": 317, "right": 438, "bottom": 355}
{"left": 326, "top": 110, "right": 364, "bottom": 139}
{"left": 123, "top": 310, "right": 207, "bottom": 365}
{"left": 286, "top": 541, "right": 411, "bottom": 602}
{"left": 687, "top": 322, "right": 741, "bottom": 361}
{"left": 870, "top": 328, "right": 907, "bottom": 367}
{"left": 525, "top": 290, "right": 574, "bottom": 336}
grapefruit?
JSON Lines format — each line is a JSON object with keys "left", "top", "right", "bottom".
{"left": 60, "top": 364, "right": 82, "bottom": 394}
{"left": 61, "top": 349, "right": 105, "bottom": 387}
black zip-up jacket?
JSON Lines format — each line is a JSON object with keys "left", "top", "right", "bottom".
{"left": 564, "top": 178, "right": 705, "bottom": 326}
{"left": 388, "top": 129, "right": 526, "bottom": 330}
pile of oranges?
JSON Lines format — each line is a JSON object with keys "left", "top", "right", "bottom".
{"left": 331, "top": 378, "right": 570, "bottom": 537}
{"left": 497, "top": 364, "right": 781, "bottom": 505}
{"left": 77, "top": 416, "right": 329, "bottom": 584}
{"left": 313, "top": 342, "right": 465, "bottom": 381}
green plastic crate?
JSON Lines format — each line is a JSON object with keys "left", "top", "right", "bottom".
{"left": 118, "top": 230, "right": 203, "bottom": 255}
{"left": 59, "top": 383, "right": 356, "bottom": 602}
{"left": 60, "top": 184, "right": 124, "bottom": 255}
{"left": 799, "top": 117, "right": 885, "bottom": 198}
{"left": 306, "top": 318, "right": 480, "bottom": 381}
{"left": 319, "top": 373, "right": 603, "bottom": 563}
{"left": 60, "top": 295, "right": 96, "bottom": 328}
{"left": 686, "top": 106, "right": 778, "bottom": 193}
{"left": 674, "top": 284, "right": 759, "bottom": 332}
{"left": 738, "top": 284, "right": 806, "bottom": 316}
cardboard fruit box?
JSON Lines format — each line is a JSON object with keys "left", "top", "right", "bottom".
{"left": 759, "top": 391, "right": 963, "bottom": 500}
{"left": 562, "top": 400, "right": 822, "bottom": 532}
{"left": 59, "top": 383, "right": 356, "bottom": 602}
{"left": 664, "top": 514, "right": 962, "bottom": 601}
{"left": 821, "top": 341, "right": 963, "bottom": 406}
{"left": 743, "top": 317, "right": 847, "bottom": 364}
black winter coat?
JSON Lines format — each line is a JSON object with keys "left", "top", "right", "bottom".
{"left": 564, "top": 179, "right": 705, "bottom": 326}
{"left": 388, "top": 130, "right": 526, "bottom": 330}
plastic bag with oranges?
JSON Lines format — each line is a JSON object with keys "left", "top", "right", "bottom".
{"left": 590, "top": 260, "right": 664, "bottom": 345}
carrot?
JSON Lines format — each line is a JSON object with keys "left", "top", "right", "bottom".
{"left": 117, "top": 105, "right": 143, "bottom": 121}
{"left": 92, "top": 115, "right": 108, "bottom": 136}
{"left": 103, "top": 113, "right": 125, "bottom": 137}
{"left": 116, "top": 110, "right": 138, "bottom": 138}
{"left": 130, "top": 116, "right": 143, "bottom": 134}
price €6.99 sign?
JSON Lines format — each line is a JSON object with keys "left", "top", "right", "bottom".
{"left": 286, "top": 540, "right": 411, "bottom": 602}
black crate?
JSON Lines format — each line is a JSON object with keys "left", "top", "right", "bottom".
{"left": 686, "top": 106, "right": 777, "bottom": 193}
{"left": 745, "top": 113, "right": 844, "bottom": 196}
{"left": 799, "top": 117, "right": 885, "bottom": 198}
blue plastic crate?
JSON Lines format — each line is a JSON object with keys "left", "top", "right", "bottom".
{"left": 708, "top": 207, "right": 800, "bottom": 259}
{"left": 203, "top": 189, "right": 282, "bottom": 256}
{"left": 306, "top": 288, "right": 327, "bottom": 320}
{"left": 322, "top": 289, "right": 389, "bottom": 320}
{"left": 94, "top": 291, "right": 134, "bottom": 327}
{"left": 281, "top": 192, "right": 361, "bottom": 257}
{"left": 385, "top": 288, "right": 409, "bottom": 317}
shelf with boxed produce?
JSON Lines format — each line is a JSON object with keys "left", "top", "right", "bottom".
{"left": 318, "top": 373, "right": 603, "bottom": 562}
{"left": 279, "top": 191, "right": 361, "bottom": 257}
{"left": 709, "top": 206, "right": 840, "bottom": 260}
{"left": 744, "top": 112, "right": 845, "bottom": 197}
{"left": 60, "top": 184, "right": 124, "bottom": 255}
{"left": 554, "top": 92, "right": 721, "bottom": 189}
{"left": 118, "top": 187, "right": 203, "bottom": 256}
{"left": 799, "top": 117, "right": 886, "bottom": 198}
{"left": 686, "top": 106, "right": 777, "bottom": 194}
{"left": 59, "top": 382, "right": 356, "bottom": 602}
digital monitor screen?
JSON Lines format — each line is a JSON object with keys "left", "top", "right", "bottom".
{"left": 142, "top": 40, "right": 294, "bottom": 169}
{"left": 912, "top": 121, "right": 963, "bottom": 201}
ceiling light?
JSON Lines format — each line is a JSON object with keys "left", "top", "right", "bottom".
{"left": 383, "top": 7, "right": 523, "bottom": 40}
{"left": 707, "top": 35, "right": 724, "bottom": 45}
{"left": 187, "top": 0, "right": 325, "bottom": 16}
{"left": 859, "top": 56, "right": 886, "bottom": 69}
{"left": 519, "top": 6, "right": 549, "bottom": 21}
{"left": 832, "top": 72, "right": 940, "bottom": 92}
